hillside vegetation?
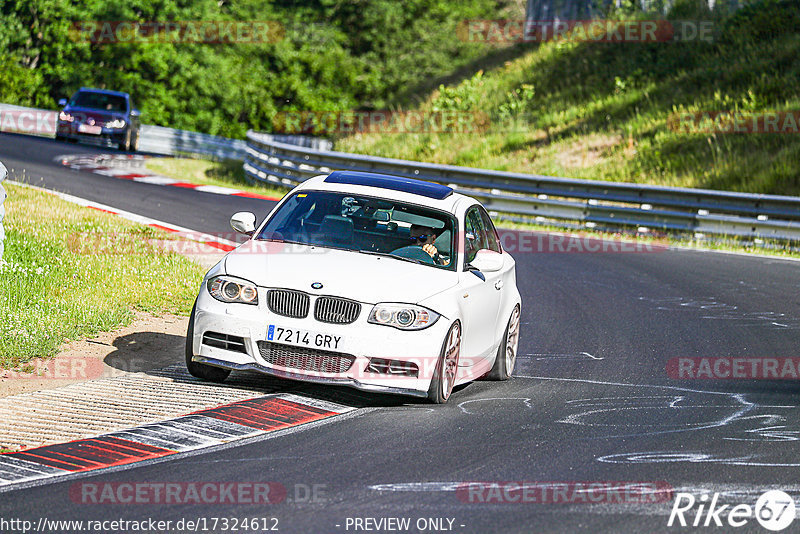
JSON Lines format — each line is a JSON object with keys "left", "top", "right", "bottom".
{"left": 2, "top": 0, "right": 798, "bottom": 195}
{"left": 337, "top": 0, "right": 800, "bottom": 195}
{"left": 0, "top": 0, "right": 518, "bottom": 138}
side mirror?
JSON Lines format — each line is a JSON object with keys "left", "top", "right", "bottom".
{"left": 230, "top": 212, "right": 256, "bottom": 236}
{"left": 58, "top": 98, "right": 67, "bottom": 107}
{"left": 469, "top": 249, "right": 503, "bottom": 273}
{"left": 131, "top": 109, "right": 140, "bottom": 117}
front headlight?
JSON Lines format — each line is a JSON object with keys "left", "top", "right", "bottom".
{"left": 105, "top": 119, "right": 126, "bottom": 129}
{"left": 207, "top": 276, "right": 258, "bottom": 305}
{"left": 59, "top": 111, "right": 74, "bottom": 122}
{"left": 368, "top": 303, "right": 439, "bottom": 330}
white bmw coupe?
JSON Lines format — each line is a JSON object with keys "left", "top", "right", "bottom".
{"left": 186, "top": 171, "right": 521, "bottom": 403}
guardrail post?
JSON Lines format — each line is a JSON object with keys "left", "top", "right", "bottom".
{"left": 0, "top": 160, "right": 7, "bottom": 261}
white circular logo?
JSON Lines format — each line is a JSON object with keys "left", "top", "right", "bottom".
{"left": 756, "top": 490, "right": 796, "bottom": 531}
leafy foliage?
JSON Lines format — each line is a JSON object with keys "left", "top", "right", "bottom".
{"left": 0, "top": 0, "right": 502, "bottom": 137}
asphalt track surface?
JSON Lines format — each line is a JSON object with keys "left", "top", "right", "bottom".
{"left": 1, "top": 132, "right": 799, "bottom": 533}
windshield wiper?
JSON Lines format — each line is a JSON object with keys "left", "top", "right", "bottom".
{"left": 255, "top": 237, "right": 304, "bottom": 245}
{"left": 358, "top": 250, "right": 423, "bottom": 265}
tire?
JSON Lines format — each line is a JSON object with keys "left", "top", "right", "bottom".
{"left": 427, "top": 321, "right": 461, "bottom": 404}
{"left": 118, "top": 130, "right": 130, "bottom": 151}
{"left": 55, "top": 134, "right": 65, "bottom": 142}
{"left": 487, "top": 305, "right": 521, "bottom": 380}
{"left": 130, "top": 131, "right": 140, "bottom": 152}
{"left": 185, "top": 301, "right": 230, "bottom": 383}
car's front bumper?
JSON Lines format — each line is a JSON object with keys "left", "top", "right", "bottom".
{"left": 191, "top": 289, "right": 450, "bottom": 398}
{"left": 57, "top": 121, "right": 128, "bottom": 147}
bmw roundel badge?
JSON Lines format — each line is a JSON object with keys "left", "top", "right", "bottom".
{"left": 311, "top": 282, "right": 323, "bottom": 289}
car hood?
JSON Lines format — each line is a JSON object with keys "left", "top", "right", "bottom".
{"left": 223, "top": 240, "right": 458, "bottom": 305}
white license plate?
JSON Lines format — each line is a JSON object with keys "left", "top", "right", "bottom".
{"left": 78, "top": 124, "right": 102, "bottom": 135}
{"left": 267, "top": 325, "right": 343, "bottom": 350}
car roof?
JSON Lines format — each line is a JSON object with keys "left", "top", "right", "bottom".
{"left": 296, "top": 172, "right": 473, "bottom": 213}
{"left": 325, "top": 171, "right": 453, "bottom": 199}
{"left": 76, "top": 87, "right": 130, "bottom": 98}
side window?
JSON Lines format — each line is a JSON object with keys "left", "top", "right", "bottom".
{"left": 464, "top": 210, "right": 479, "bottom": 264}
{"left": 464, "top": 206, "right": 490, "bottom": 264}
{"left": 478, "top": 208, "right": 501, "bottom": 253}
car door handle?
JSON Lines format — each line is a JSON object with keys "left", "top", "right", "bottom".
{"left": 495, "top": 280, "right": 504, "bottom": 290}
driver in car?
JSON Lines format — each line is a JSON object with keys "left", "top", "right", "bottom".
{"left": 410, "top": 225, "right": 449, "bottom": 266}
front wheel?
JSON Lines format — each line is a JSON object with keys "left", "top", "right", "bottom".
{"left": 185, "top": 301, "right": 230, "bottom": 383}
{"left": 118, "top": 130, "right": 131, "bottom": 152}
{"left": 487, "top": 305, "right": 520, "bottom": 380}
{"left": 427, "top": 321, "right": 461, "bottom": 404}
{"left": 130, "top": 131, "right": 140, "bottom": 152}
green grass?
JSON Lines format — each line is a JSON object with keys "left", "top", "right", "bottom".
{"left": 0, "top": 184, "right": 206, "bottom": 369}
{"left": 145, "top": 157, "right": 289, "bottom": 200}
{"left": 336, "top": 1, "right": 800, "bottom": 197}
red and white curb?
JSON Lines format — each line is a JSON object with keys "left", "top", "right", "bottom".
{"left": 0, "top": 393, "right": 353, "bottom": 491}
{"left": 9, "top": 180, "right": 240, "bottom": 252}
{"left": 58, "top": 154, "right": 281, "bottom": 201}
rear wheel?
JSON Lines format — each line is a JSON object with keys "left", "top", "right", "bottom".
{"left": 487, "top": 305, "right": 520, "bottom": 380}
{"left": 185, "top": 301, "right": 230, "bottom": 383}
{"left": 427, "top": 321, "right": 461, "bottom": 404}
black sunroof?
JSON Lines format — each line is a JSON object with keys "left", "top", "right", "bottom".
{"left": 324, "top": 171, "right": 454, "bottom": 200}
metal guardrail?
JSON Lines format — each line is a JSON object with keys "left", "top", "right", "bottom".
{"left": 138, "top": 124, "right": 247, "bottom": 159}
{"left": 0, "top": 161, "right": 6, "bottom": 261}
{"left": 244, "top": 130, "right": 800, "bottom": 243}
{"left": 0, "top": 103, "right": 330, "bottom": 160}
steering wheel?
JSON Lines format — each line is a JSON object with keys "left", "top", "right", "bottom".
{"left": 389, "top": 246, "right": 436, "bottom": 265}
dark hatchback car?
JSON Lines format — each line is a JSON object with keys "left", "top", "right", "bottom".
{"left": 56, "top": 88, "right": 141, "bottom": 151}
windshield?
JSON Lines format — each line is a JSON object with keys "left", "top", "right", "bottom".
{"left": 69, "top": 92, "right": 127, "bottom": 112}
{"left": 256, "top": 191, "right": 456, "bottom": 270}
